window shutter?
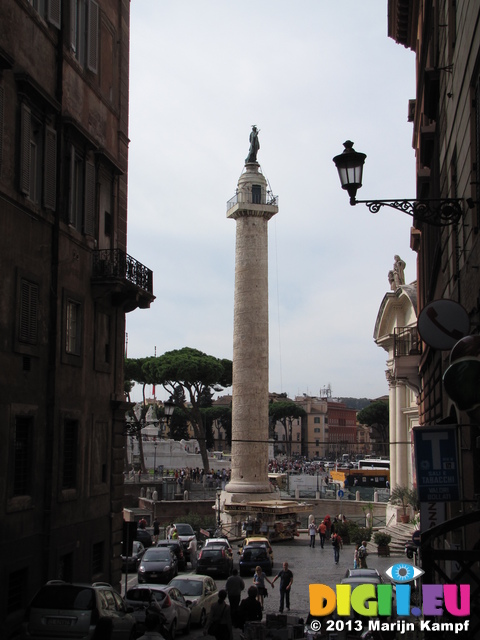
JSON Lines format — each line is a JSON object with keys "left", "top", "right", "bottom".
{"left": 0, "top": 85, "right": 4, "bottom": 165}
{"left": 20, "top": 280, "right": 38, "bottom": 345}
{"left": 20, "top": 103, "right": 31, "bottom": 196}
{"left": 44, "top": 126, "right": 57, "bottom": 210}
{"left": 47, "top": 0, "right": 61, "bottom": 29}
{"left": 69, "top": 0, "right": 77, "bottom": 52}
{"left": 86, "top": 0, "right": 99, "bottom": 73}
{"left": 69, "top": 144, "right": 76, "bottom": 225}
{"left": 84, "top": 160, "right": 95, "bottom": 235}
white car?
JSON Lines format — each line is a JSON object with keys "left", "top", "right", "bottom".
{"left": 125, "top": 584, "right": 191, "bottom": 638}
{"left": 203, "top": 537, "right": 233, "bottom": 556}
{"left": 168, "top": 575, "right": 218, "bottom": 627}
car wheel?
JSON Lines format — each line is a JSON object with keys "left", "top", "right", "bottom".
{"left": 169, "top": 619, "right": 177, "bottom": 640}
{"left": 199, "top": 608, "right": 207, "bottom": 628}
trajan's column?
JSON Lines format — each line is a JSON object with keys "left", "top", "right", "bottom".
{"left": 224, "top": 126, "right": 278, "bottom": 505}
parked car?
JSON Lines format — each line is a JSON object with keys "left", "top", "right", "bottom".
{"left": 156, "top": 539, "right": 187, "bottom": 571}
{"left": 121, "top": 540, "right": 146, "bottom": 572}
{"left": 125, "top": 584, "right": 191, "bottom": 639}
{"left": 172, "top": 523, "right": 196, "bottom": 561}
{"left": 203, "top": 537, "right": 233, "bottom": 555}
{"left": 21, "top": 580, "right": 136, "bottom": 640}
{"left": 135, "top": 528, "right": 153, "bottom": 548}
{"left": 196, "top": 545, "right": 233, "bottom": 578}
{"left": 239, "top": 544, "right": 273, "bottom": 576}
{"left": 238, "top": 536, "right": 274, "bottom": 562}
{"left": 138, "top": 547, "right": 178, "bottom": 584}
{"left": 168, "top": 575, "right": 218, "bottom": 627}
{"left": 343, "top": 568, "right": 383, "bottom": 581}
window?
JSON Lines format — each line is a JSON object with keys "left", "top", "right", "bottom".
{"left": 13, "top": 416, "right": 33, "bottom": 497}
{"left": 27, "top": 0, "right": 61, "bottom": 27}
{"left": 19, "top": 279, "right": 38, "bottom": 345}
{"left": 92, "top": 542, "right": 104, "bottom": 575}
{"left": 314, "top": 428, "right": 320, "bottom": 433}
{"left": 252, "top": 184, "right": 262, "bottom": 203}
{"left": 69, "top": 0, "right": 99, "bottom": 73}
{"left": 66, "top": 299, "right": 81, "bottom": 354}
{"left": 7, "top": 568, "right": 28, "bottom": 615}
{"left": 62, "top": 419, "right": 78, "bottom": 489}
{"left": 314, "top": 417, "right": 320, "bottom": 424}
{"left": 19, "top": 103, "right": 57, "bottom": 209}
{"left": 69, "top": 145, "right": 95, "bottom": 235}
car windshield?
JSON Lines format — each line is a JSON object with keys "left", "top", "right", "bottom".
{"left": 169, "top": 579, "right": 203, "bottom": 596}
{"left": 144, "top": 549, "right": 172, "bottom": 562}
{"left": 30, "top": 585, "right": 95, "bottom": 610}
{"left": 175, "top": 524, "right": 194, "bottom": 535}
{"left": 243, "top": 547, "right": 268, "bottom": 560}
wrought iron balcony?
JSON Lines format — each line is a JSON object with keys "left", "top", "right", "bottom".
{"left": 92, "top": 249, "right": 154, "bottom": 311}
{"left": 226, "top": 191, "right": 279, "bottom": 212}
{"left": 394, "top": 326, "right": 422, "bottom": 357}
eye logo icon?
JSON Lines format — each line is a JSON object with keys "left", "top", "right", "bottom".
{"left": 386, "top": 563, "right": 424, "bottom": 583}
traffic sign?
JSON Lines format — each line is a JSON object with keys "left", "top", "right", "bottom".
{"left": 412, "top": 530, "right": 421, "bottom": 546}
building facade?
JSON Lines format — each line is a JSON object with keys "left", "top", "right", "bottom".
{"left": 0, "top": 2, "right": 153, "bottom": 636}
{"left": 389, "top": 0, "right": 480, "bottom": 623}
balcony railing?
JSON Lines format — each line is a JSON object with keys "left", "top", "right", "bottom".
{"left": 394, "top": 326, "right": 422, "bottom": 357}
{"left": 226, "top": 191, "right": 279, "bottom": 212}
{"left": 92, "top": 249, "right": 153, "bottom": 295}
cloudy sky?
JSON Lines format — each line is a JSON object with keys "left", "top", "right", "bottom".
{"left": 125, "top": 1, "right": 416, "bottom": 403}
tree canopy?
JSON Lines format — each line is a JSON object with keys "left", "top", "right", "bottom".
{"left": 126, "top": 347, "right": 232, "bottom": 472}
{"left": 269, "top": 400, "right": 306, "bottom": 456}
{"left": 357, "top": 400, "right": 389, "bottom": 456}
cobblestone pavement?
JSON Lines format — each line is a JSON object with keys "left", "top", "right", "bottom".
{"left": 181, "top": 532, "right": 414, "bottom": 639}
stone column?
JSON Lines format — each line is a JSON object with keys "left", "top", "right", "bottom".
{"left": 225, "top": 162, "right": 278, "bottom": 497}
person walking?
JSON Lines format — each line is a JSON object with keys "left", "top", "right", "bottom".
{"left": 188, "top": 536, "right": 197, "bottom": 569}
{"left": 353, "top": 543, "right": 359, "bottom": 569}
{"left": 331, "top": 532, "right": 343, "bottom": 565}
{"left": 317, "top": 521, "right": 326, "bottom": 549}
{"left": 358, "top": 540, "right": 368, "bottom": 568}
{"left": 324, "top": 514, "right": 332, "bottom": 539}
{"left": 204, "top": 589, "right": 233, "bottom": 640}
{"left": 253, "top": 565, "right": 274, "bottom": 610}
{"left": 238, "top": 586, "right": 262, "bottom": 631}
{"left": 153, "top": 518, "right": 160, "bottom": 544}
{"left": 272, "top": 561, "right": 294, "bottom": 613}
{"left": 308, "top": 520, "right": 317, "bottom": 548}
{"left": 136, "top": 613, "right": 166, "bottom": 640}
{"left": 225, "top": 569, "right": 245, "bottom": 625}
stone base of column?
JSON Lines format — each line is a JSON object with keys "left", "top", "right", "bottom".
{"left": 224, "top": 480, "right": 275, "bottom": 495}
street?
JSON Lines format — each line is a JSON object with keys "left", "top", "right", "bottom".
{"left": 123, "top": 533, "right": 411, "bottom": 639}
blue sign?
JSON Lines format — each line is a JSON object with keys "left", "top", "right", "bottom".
{"left": 338, "top": 490, "right": 344, "bottom": 498}
{"left": 413, "top": 426, "right": 459, "bottom": 502}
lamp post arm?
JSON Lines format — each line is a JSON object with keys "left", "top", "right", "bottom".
{"left": 351, "top": 197, "right": 469, "bottom": 227}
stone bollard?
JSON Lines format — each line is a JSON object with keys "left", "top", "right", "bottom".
{"left": 140, "top": 487, "right": 146, "bottom": 498}
{"left": 374, "top": 491, "right": 379, "bottom": 502}
{"left": 146, "top": 487, "right": 152, "bottom": 499}
{"left": 184, "top": 490, "right": 189, "bottom": 501}
{"left": 152, "top": 490, "right": 158, "bottom": 501}
{"left": 356, "top": 491, "right": 360, "bottom": 501}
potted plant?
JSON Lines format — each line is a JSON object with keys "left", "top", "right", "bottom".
{"left": 390, "top": 485, "right": 417, "bottom": 523}
{"left": 373, "top": 531, "right": 392, "bottom": 556}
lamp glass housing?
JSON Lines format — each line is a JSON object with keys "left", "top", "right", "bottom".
{"left": 333, "top": 140, "right": 366, "bottom": 202}
{"left": 163, "top": 400, "right": 175, "bottom": 417}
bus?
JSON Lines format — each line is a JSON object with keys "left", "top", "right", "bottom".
{"left": 358, "top": 459, "right": 390, "bottom": 470}
{"left": 331, "top": 461, "right": 390, "bottom": 489}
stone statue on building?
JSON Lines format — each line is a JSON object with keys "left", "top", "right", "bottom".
{"left": 246, "top": 125, "right": 260, "bottom": 163}
{"left": 392, "top": 255, "right": 406, "bottom": 289}
{"left": 388, "top": 270, "right": 395, "bottom": 291}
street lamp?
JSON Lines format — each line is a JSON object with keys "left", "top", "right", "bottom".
{"left": 333, "top": 140, "right": 473, "bottom": 226}
{"left": 216, "top": 490, "right": 222, "bottom": 529}
{"left": 153, "top": 441, "right": 158, "bottom": 479}
{"left": 163, "top": 400, "right": 175, "bottom": 436}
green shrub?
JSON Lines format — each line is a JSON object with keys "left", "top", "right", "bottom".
{"left": 373, "top": 531, "right": 392, "bottom": 546}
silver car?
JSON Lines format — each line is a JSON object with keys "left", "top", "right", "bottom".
{"left": 125, "top": 584, "right": 191, "bottom": 639}
{"left": 21, "top": 580, "right": 136, "bottom": 639}
{"left": 168, "top": 575, "right": 218, "bottom": 627}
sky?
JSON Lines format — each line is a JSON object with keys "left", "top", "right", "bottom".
{"left": 125, "top": 1, "right": 417, "bottom": 404}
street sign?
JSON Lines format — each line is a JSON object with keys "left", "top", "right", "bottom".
{"left": 414, "top": 426, "right": 459, "bottom": 502}
{"left": 412, "top": 530, "right": 421, "bottom": 546}
{"left": 417, "top": 299, "right": 469, "bottom": 350}
{"left": 338, "top": 490, "right": 344, "bottom": 498}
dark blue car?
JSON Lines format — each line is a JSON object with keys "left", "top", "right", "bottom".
{"left": 239, "top": 544, "right": 273, "bottom": 576}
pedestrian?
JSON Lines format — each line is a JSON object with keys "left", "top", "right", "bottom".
{"left": 358, "top": 540, "right": 368, "bottom": 568}
{"left": 331, "top": 532, "right": 343, "bottom": 565}
{"left": 171, "top": 526, "right": 178, "bottom": 540}
{"left": 238, "top": 586, "right": 262, "bottom": 631}
{"left": 353, "top": 543, "right": 359, "bottom": 569}
{"left": 153, "top": 518, "right": 160, "bottom": 544}
{"left": 308, "top": 520, "right": 317, "bottom": 548}
{"left": 204, "top": 589, "right": 233, "bottom": 640}
{"left": 253, "top": 565, "right": 274, "bottom": 610}
{"left": 136, "top": 612, "right": 165, "bottom": 640}
{"left": 166, "top": 523, "right": 173, "bottom": 540}
{"left": 317, "top": 521, "right": 326, "bottom": 549}
{"left": 188, "top": 536, "right": 197, "bottom": 569}
{"left": 272, "top": 561, "right": 294, "bottom": 613}
{"left": 225, "top": 569, "right": 245, "bottom": 625}
{"left": 324, "top": 514, "right": 331, "bottom": 539}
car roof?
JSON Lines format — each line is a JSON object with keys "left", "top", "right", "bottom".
{"left": 205, "top": 538, "right": 230, "bottom": 544}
